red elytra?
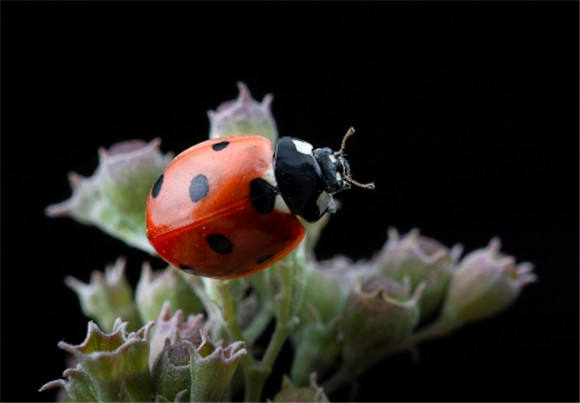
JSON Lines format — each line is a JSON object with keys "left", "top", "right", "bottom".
{"left": 146, "top": 135, "right": 305, "bottom": 279}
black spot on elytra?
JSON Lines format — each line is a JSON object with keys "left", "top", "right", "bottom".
{"left": 189, "top": 174, "right": 209, "bottom": 202}
{"left": 151, "top": 174, "right": 164, "bottom": 198}
{"left": 206, "top": 234, "right": 233, "bottom": 255}
{"left": 179, "top": 264, "right": 202, "bottom": 276}
{"left": 249, "top": 178, "right": 278, "bottom": 214}
{"left": 212, "top": 141, "right": 230, "bottom": 151}
{"left": 256, "top": 254, "right": 275, "bottom": 265}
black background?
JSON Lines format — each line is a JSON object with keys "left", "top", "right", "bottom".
{"left": 2, "top": 2, "right": 578, "bottom": 402}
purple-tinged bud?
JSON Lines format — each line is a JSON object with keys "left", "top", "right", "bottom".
{"left": 188, "top": 336, "right": 247, "bottom": 402}
{"left": 208, "top": 82, "right": 278, "bottom": 142}
{"left": 41, "top": 319, "right": 154, "bottom": 402}
{"left": 135, "top": 263, "right": 203, "bottom": 324}
{"left": 149, "top": 303, "right": 209, "bottom": 370}
{"left": 65, "top": 257, "right": 142, "bottom": 332}
{"left": 149, "top": 304, "right": 244, "bottom": 401}
{"left": 373, "top": 228, "right": 462, "bottom": 320}
{"left": 341, "top": 276, "right": 424, "bottom": 375}
{"left": 440, "top": 238, "right": 536, "bottom": 327}
{"left": 45, "top": 139, "right": 172, "bottom": 253}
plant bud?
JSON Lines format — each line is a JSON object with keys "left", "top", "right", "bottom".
{"left": 135, "top": 263, "right": 203, "bottom": 324}
{"left": 45, "top": 139, "right": 172, "bottom": 253}
{"left": 208, "top": 81, "right": 278, "bottom": 143}
{"left": 341, "top": 276, "right": 423, "bottom": 375}
{"left": 441, "top": 238, "right": 536, "bottom": 328}
{"left": 41, "top": 319, "right": 154, "bottom": 402}
{"left": 373, "top": 228, "right": 462, "bottom": 320}
{"left": 65, "top": 257, "right": 141, "bottom": 332}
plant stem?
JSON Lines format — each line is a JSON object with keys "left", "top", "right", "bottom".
{"left": 215, "top": 280, "right": 270, "bottom": 402}
{"left": 242, "top": 304, "right": 273, "bottom": 344}
{"left": 263, "top": 263, "right": 295, "bottom": 368}
{"left": 244, "top": 362, "right": 270, "bottom": 402}
{"left": 211, "top": 251, "right": 305, "bottom": 402}
{"left": 215, "top": 281, "right": 253, "bottom": 366}
{"left": 245, "top": 261, "right": 299, "bottom": 401}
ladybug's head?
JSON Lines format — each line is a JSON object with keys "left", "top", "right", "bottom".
{"left": 274, "top": 127, "right": 374, "bottom": 223}
{"left": 313, "top": 127, "right": 375, "bottom": 194}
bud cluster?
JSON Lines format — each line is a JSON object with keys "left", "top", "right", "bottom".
{"left": 43, "top": 83, "right": 537, "bottom": 401}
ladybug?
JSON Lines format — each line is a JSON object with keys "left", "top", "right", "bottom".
{"left": 146, "top": 127, "right": 374, "bottom": 279}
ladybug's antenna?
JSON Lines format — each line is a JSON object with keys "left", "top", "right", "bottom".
{"left": 346, "top": 177, "right": 376, "bottom": 190}
{"left": 338, "top": 127, "right": 356, "bottom": 156}
{"left": 338, "top": 127, "right": 376, "bottom": 190}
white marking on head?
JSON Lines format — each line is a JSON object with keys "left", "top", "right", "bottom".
{"left": 292, "top": 139, "right": 314, "bottom": 156}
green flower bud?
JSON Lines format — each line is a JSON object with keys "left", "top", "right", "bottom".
{"left": 149, "top": 303, "right": 208, "bottom": 370}
{"left": 65, "top": 257, "right": 142, "bottom": 332}
{"left": 289, "top": 255, "right": 369, "bottom": 385}
{"left": 45, "top": 139, "right": 172, "bottom": 254}
{"left": 373, "top": 228, "right": 462, "bottom": 320}
{"left": 149, "top": 303, "right": 246, "bottom": 402}
{"left": 135, "top": 263, "right": 203, "bottom": 324}
{"left": 299, "top": 260, "right": 350, "bottom": 328}
{"left": 290, "top": 315, "right": 341, "bottom": 387}
{"left": 200, "top": 274, "right": 250, "bottom": 333}
{"left": 341, "top": 276, "right": 423, "bottom": 375}
{"left": 188, "top": 336, "right": 247, "bottom": 402}
{"left": 248, "top": 248, "right": 307, "bottom": 330}
{"left": 152, "top": 339, "right": 194, "bottom": 402}
{"left": 440, "top": 238, "right": 536, "bottom": 328}
{"left": 208, "top": 82, "right": 278, "bottom": 142}
{"left": 41, "top": 319, "right": 154, "bottom": 402}
{"left": 270, "top": 374, "right": 329, "bottom": 402}
{"left": 308, "top": 255, "right": 368, "bottom": 301}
